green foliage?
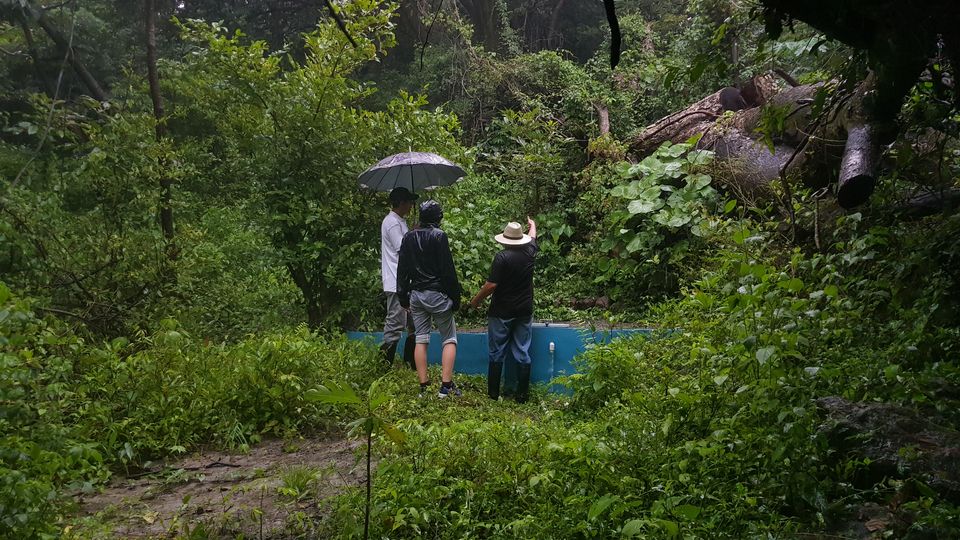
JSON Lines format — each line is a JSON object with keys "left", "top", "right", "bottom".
{"left": 317, "top": 196, "right": 960, "bottom": 539}
{"left": 609, "top": 136, "right": 716, "bottom": 245}
{"left": 0, "top": 281, "right": 384, "bottom": 534}
{"left": 0, "top": 282, "right": 108, "bottom": 539}
{"left": 441, "top": 175, "right": 507, "bottom": 293}
{"left": 564, "top": 137, "right": 720, "bottom": 305}
{"left": 152, "top": 206, "right": 305, "bottom": 340}
{"left": 4, "top": 2, "right": 960, "bottom": 538}
{"left": 278, "top": 466, "right": 326, "bottom": 501}
{"left": 306, "top": 376, "right": 405, "bottom": 538}
{"left": 478, "top": 107, "right": 573, "bottom": 215}
{"left": 754, "top": 102, "right": 791, "bottom": 152}
{"left": 167, "top": 12, "right": 465, "bottom": 329}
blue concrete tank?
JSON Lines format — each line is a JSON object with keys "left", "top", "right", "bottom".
{"left": 346, "top": 324, "right": 651, "bottom": 386}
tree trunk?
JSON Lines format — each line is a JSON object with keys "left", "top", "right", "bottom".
{"left": 459, "top": 0, "right": 501, "bottom": 52}
{"left": 547, "top": 0, "right": 566, "bottom": 49}
{"left": 593, "top": 102, "right": 610, "bottom": 136}
{"left": 144, "top": 0, "right": 175, "bottom": 245}
{"left": 759, "top": 0, "right": 958, "bottom": 118}
{"left": 630, "top": 76, "right": 879, "bottom": 208}
{"left": 286, "top": 261, "right": 324, "bottom": 329}
{"left": 392, "top": 0, "right": 427, "bottom": 64}
{"left": 16, "top": 9, "right": 54, "bottom": 97}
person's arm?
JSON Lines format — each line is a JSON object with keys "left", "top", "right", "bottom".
{"left": 385, "top": 222, "right": 404, "bottom": 254}
{"left": 473, "top": 255, "right": 503, "bottom": 309}
{"left": 396, "top": 235, "right": 411, "bottom": 308}
{"left": 470, "top": 281, "right": 497, "bottom": 309}
{"left": 527, "top": 216, "right": 537, "bottom": 239}
{"left": 438, "top": 232, "right": 461, "bottom": 308}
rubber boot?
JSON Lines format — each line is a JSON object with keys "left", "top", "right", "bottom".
{"left": 487, "top": 362, "right": 503, "bottom": 400}
{"left": 516, "top": 363, "right": 531, "bottom": 404}
{"left": 402, "top": 337, "right": 416, "bottom": 371}
{"left": 379, "top": 341, "right": 397, "bottom": 367}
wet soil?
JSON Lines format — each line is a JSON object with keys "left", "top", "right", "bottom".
{"left": 70, "top": 437, "right": 364, "bottom": 539}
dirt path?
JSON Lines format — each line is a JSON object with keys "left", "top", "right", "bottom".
{"left": 70, "top": 437, "right": 363, "bottom": 539}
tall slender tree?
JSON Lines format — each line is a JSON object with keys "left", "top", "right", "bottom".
{"left": 144, "top": 0, "right": 175, "bottom": 249}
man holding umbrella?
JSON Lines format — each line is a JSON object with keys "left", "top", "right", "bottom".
{"left": 380, "top": 187, "right": 418, "bottom": 369}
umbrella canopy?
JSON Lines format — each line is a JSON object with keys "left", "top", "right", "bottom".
{"left": 358, "top": 152, "right": 466, "bottom": 192}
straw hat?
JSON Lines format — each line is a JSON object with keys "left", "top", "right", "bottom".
{"left": 495, "top": 222, "right": 532, "bottom": 246}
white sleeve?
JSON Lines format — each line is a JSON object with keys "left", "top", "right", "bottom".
{"left": 385, "top": 223, "right": 404, "bottom": 253}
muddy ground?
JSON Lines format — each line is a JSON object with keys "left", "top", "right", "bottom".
{"left": 69, "top": 437, "right": 364, "bottom": 539}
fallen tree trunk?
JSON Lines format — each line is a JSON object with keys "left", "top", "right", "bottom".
{"left": 630, "top": 74, "right": 880, "bottom": 208}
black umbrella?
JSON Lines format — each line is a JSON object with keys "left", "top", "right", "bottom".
{"left": 358, "top": 152, "right": 466, "bottom": 192}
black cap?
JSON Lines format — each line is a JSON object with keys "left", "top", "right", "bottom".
{"left": 388, "top": 187, "right": 419, "bottom": 204}
{"left": 419, "top": 200, "right": 443, "bottom": 226}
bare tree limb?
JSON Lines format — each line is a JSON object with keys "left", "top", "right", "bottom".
{"left": 16, "top": 8, "right": 55, "bottom": 96}
{"left": 323, "top": 0, "right": 356, "bottom": 47}
{"left": 419, "top": 0, "right": 442, "bottom": 71}
{"left": 0, "top": 45, "right": 24, "bottom": 56}
{"left": 593, "top": 102, "right": 610, "bottom": 135}
{"left": 19, "top": 0, "right": 108, "bottom": 101}
{"left": 773, "top": 67, "right": 800, "bottom": 87}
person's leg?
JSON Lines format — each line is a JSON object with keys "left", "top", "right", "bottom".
{"left": 508, "top": 315, "right": 533, "bottom": 365}
{"left": 415, "top": 343, "right": 429, "bottom": 384}
{"left": 409, "top": 291, "right": 432, "bottom": 387}
{"left": 434, "top": 302, "right": 458, "bottom": 383}
{"left": 510, "top": 316, "right": 534, "bottom": 403}
{"left": 381, "top": 293, "right": 405, "bottom": 365}
{"left": 402, "top": 310, "right": 416, "bottom": 370}
{"left": 430, "top": 292, "right": 460, "bottom": 397}
{"left": 441, "top": 342, "right": 457, "bottom": 383}
{"left": 486, "top": 317, "right": 510, "bottom": 399}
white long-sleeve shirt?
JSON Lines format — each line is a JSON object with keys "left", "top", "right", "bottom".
{"left": 380, "top": 211, "right": 409, "bottom": 292}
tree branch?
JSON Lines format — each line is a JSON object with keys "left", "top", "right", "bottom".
{"left": 323, "top": 0, "right": 356, "bottom": 47}
{"left": 20, "top": 0, "right": 108, "bottom": 101}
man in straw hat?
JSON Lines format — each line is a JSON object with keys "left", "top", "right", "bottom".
{"left": 380, "top": 187, "right": 418, "bottom": 369}
{"left": 469, "top": 217, "right": 538, "bottom": 403}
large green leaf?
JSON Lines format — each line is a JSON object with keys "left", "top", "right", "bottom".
{"left": 588, "top": 494, "right": 619, "bottom": 520}
{"left": 673, "top": 504, "right": 701, "bottom": 521}
{"left": 627, "top": 199, "right": 659, "bottom": 215}
{"left": 382, "top": 422, "right": 406, "bottom": 445}
{"left": 621, "top": 519, "right": 646, "bottom": 537}
{"left": 303, "top": 381, "right": 361, "bottom": 405}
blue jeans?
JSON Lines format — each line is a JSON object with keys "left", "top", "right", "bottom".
{"left": 488, "top": 315, "right": 532, "bottom": 365}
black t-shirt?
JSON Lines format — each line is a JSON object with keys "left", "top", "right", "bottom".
{"left": 488, "top": 240, "right": 539, "bottom": 318}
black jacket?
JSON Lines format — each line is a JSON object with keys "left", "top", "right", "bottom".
{"left": 396, "top": 226, "right": 462, "bottom": 309}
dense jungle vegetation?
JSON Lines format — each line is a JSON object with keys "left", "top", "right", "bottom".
{"left": 2, "top": 0, "right": 960, "bottom": 538}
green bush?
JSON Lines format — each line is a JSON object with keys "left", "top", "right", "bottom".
{"left": 320, "top": 201, "right": 960, "bottom": 538}
{"left": 0, "top": 283, "right": 108, "bottom": 539}
{"left": 0, "top": 281, "right": 384, "bottom": 535}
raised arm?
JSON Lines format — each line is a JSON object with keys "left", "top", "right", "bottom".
{"left": 527, "top": 216, "right": 537, "bottom": 239}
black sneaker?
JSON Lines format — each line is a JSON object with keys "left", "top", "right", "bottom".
{"left": 437, "top": 382, "right": 462, "bottom": 398}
